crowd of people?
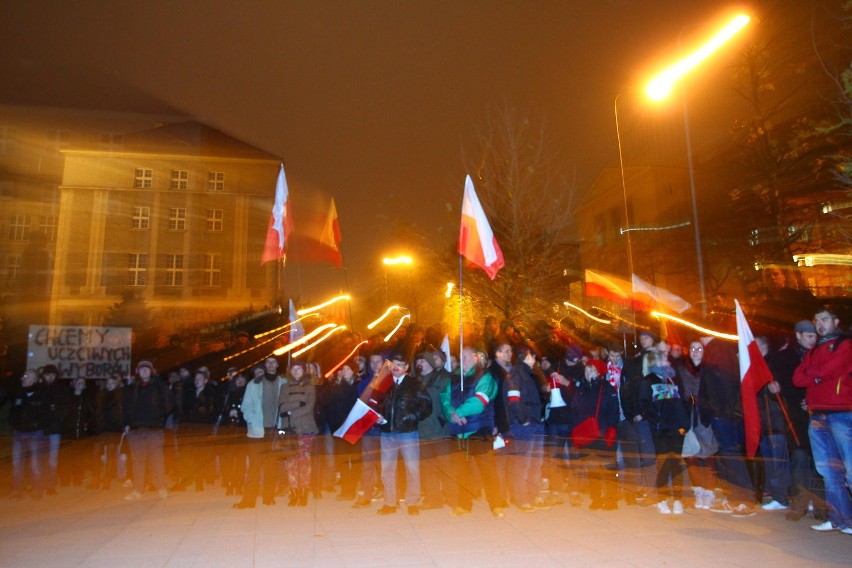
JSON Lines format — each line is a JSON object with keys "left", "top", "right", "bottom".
{"left": 2, "top": 306, "right": 850, "bottom": 537}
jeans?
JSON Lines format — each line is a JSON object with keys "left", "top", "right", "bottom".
{"left": 758, "top": 433, "right": 790, "bottom": 505}
{"left": 809, "top": 411, "right": 852, "bottom": 528}
{"left": 12, "top": 430, "right": 47, "bottom": 493}
{"left": 507, "top": 422, "right": 544, "bottom": 506}
{"left": 45, "top": 433, "right": 61, "bottom": 489}
{"left": 127, "top": 428, "right": 167, "bottom": 492}
{"left": 380, "top": 431, "right": 420, "bottom": 506}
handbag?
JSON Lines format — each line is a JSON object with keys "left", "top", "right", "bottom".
{"left": 682, "top": 398, "right": 718, "bottom": 458}
{"left": 572, "top": 382, "right": 603, "bottom": 449}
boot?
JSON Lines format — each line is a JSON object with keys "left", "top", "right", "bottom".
{"left": 287, "top": 489, "right": 298, "bottom": 507}
{"left": 298, "top": 488, "right": 308, "bottom": 506}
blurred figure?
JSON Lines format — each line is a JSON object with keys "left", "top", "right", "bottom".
{"left": 233, "top": 357, "right": 287, "bottom": 509}
{"left": 327, "top": 361, "right": 360, "bottom": 501}
{"left": 39, "top": 364, "right": 69, "bottom": 495}
{"left": 9, "top": 369, "right": 47, "bottom": 500}
{"left": 442, "top": 346, "right": 506, "bottom": 517}
{"left": 414, "top": 350, "right": 452, "bottom": 510}
{"left": 123, "top": 360, "right": 173, "bottom": 501}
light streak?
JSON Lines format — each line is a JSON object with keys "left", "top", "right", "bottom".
{"left": 253, "top": 313, "right": 319, "bottom": 339}
{"left": 793, "top": 254, "right": 852, "bottom": 267}
{"left": 296, "top": 295, "right": 351, "bottom": 316}
{"left": 619, "top": 220, "right": 690, "bottom": 234}
{"left": 445, "top": 282, "right": 455, "bottom": 298}
{"left": 324, "top": 340, "right": 369, "bottom": 378}
{"left": 651, "top": 311, "right": 738, "bottom": 341}
{"left": 292, "top": 325, "right": 346, "bottom": 358}
{"left": 367, "top": 305, "right": 402, "bottom": 330}
{"left": 647, "top": 14, "right": 750, "bottom": 101}
{"left": 273, "top": 323, "right": 338, "bottom": 356}
{"left": 382, "top": 255, "right": 413, "bottom": 265}
{"left": 383, "top": 314, "right": 411, "bottom": 342}
{"left": 563, "top": 302, "right": 611, "bottom": 324}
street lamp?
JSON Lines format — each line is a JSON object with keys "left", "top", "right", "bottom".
{"left": 381, "top": 255, "right": 415, "bottom": 317}
{"left": 644, "top": 13, "right": 750, "bottom": 317}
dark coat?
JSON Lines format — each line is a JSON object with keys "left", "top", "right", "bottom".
{"left": 379, "top": 375, "right": 432, "bottom": 434}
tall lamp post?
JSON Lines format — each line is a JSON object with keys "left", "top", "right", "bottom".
{"left": 644, "top": 13, "right": 750, "bottom": 317}
{"left": 382, "top": 255, "right": 414, "bottom": 316}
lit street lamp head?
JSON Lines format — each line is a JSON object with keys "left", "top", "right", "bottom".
{"left": 646, "top": 13, "right": 750, "bottom": 101}
{"left": 382, "top": 255, "right": 413, "bottom": 266}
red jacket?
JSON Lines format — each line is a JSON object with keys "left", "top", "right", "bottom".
{"left": 793, "top": 336, "right": 852, "bottom": 411}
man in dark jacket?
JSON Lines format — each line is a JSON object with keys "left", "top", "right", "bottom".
{"left": 123, "top": 360, "right": 173, "bottom": 501}
{"left": 503, "top": 345, "right": 545, "bottom": 512}
{"left": 377, "top": 352, "right": 431, "bottom": 516}
{"left": 414, "top": 350, "right": 451, "bottom": 510}
{"left": 766, "top": 320, "right": 826, "bottom": 521}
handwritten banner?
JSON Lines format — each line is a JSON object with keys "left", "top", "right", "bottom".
{"left": 27, "top": 325, "right": 132, "bottom": 380}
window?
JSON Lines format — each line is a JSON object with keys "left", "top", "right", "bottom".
{"left": 6, "top": 255, "right": 21, "bottom": 282}
{"left": 8, "top": 215, "right": 29, "bottom": 241}
{"left": 207, "top": 171, "right": 224, "bottom": 191}
{"left": 134, "top": 168, "right": 153, "bottom": 189}
{"left": 39, "top": 216, "right": 58, "bottom": 241}
{"left": 166, "top": 254, "right": 184, "bottom": 286}
{"left": 170, "top": 169, "right": 188, "bottom": 190}
{"left": 131, "top": 207, "right": 150, "bottom": 230}
{"left": 203, "top": 254, "right": 221, "bottom": 287}
{"left": 100, "top": 132, "right": 124, "bottom": 152}
{"left": 206, "top": 209, "right": 223, "bottom": 231}
{"left": 127, "top": 253, "right": 147, "bottom": 286}
{"left": 168, "top": 208, "right": 186, "bottom": 231}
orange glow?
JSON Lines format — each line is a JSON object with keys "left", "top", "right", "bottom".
{"left": 651, "top": 311, "right": 738, "bottom": 341}
{"left": 646, "top": 14, "right": 750, "bottom": 101}
{"left": 296, "top": 295, "right": 351, "bottom": 316}
{"left": 324, "top": 340, "right": 369, "bottom": 378}
{"left": 253, "top": 313, "right": 318, "bottom": 339}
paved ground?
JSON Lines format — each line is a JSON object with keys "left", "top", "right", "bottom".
{"left": 1, "top": 473, "right": 850, "bottom": 568}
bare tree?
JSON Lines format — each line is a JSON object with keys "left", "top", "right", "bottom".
{"left": 450, "top": 103, "right": 581, "bottom": 322}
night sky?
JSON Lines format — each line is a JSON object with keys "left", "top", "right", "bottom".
{"left": 2, "top": 0, "right": 737, "bottom": 305}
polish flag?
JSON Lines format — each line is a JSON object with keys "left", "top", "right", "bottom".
{"left": 631, "top": 274, "right": 691, "bottom": 313}
{"left": 261, "top": 164, "right": 293, "bottom": 264}
{"left": 318, "top": 197, "right": 343, "bottom": 268}
{"left": 333, "top": 399, "right": 383, "bottom": 444}
{"left": 458, "top": 176, "right": 504, "bottom": 280}
{"left": 735, "top": 299, "right": 772, "bottom": 458}
{"left": 585, "top": 269, "right": 648, "bottom": 311}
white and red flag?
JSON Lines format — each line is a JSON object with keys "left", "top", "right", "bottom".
{"left": 261, "top": 164, "right": 293, "bottom": 264}
{"left": 585, "top": 269, "right": 648, "bottom": 311}
{"left": 333, "top": 399, "right": 382, "bottom": 444}
{"left": 735, "top": 299, "right": 772, "bottom": 458}
{"left": 458, "top": 175, "right": 504, "bottom": 280}
{"left": 631, "top": 274, "right": 691, "bottom": 313}
{"left": 333, "top": 360, "right": 393, "bottom": 444}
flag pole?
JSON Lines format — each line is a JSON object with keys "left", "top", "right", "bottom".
{"left": 458, "top": 253, "right": 464, "bottom": 391}
{"left": 340, "top": 251, "right": 354, "bottom": 329}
